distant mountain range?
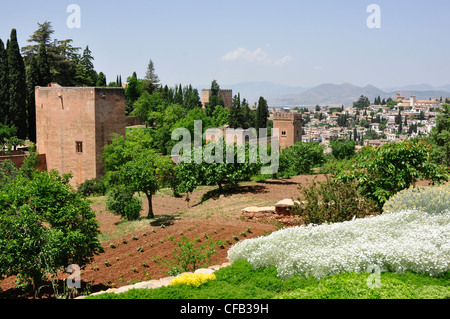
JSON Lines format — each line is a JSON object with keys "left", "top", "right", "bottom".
{"left": 216, "top": 82, "right": 450, "bottom": 108}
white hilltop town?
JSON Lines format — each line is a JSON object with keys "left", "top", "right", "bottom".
{"left": 268, "top": 92, "right": 445, "bottom": 153}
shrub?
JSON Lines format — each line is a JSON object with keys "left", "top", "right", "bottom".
{"left": 77, "top": 177, "right": 106, "bottom": 197}
{"left": 0, "top": 170, "right": 102, "bottom": 296}
{"left": 330, "top": 139, "right": 356, "bottom": 160}
{"left": 383, "top": 184, "right": 450, "bottom": 214}
{"left": 169, "top": 273, "right": 216, "bottom": 288}
{"left": 291, "top": 175, "right": 380, "bottom": 226}
{"left": 154, "top": 235, "right": 218, "bottom": 276}
{"left": 337, "top": 139, "right": 449, "bottom": 208}
{"left": 278, "top": 142, "right": 325, "bottom": 177}
{"left": 105, "top": 185, "right": 142, "bottom": 221}
{"left": 227, "top": 209, "right": 450, "bottom": 280}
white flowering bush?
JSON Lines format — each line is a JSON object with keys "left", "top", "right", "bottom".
{"left": 228, "top": 209, "right": 450, "bottom": 279}
{"left": 383, "top": 184, "right": 450, "bottom": 214}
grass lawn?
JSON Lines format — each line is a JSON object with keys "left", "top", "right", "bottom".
{"left": 86, "top": 260, "right": 450, "bottom": 299}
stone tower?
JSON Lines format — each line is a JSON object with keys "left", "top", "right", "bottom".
{"left": 201, "top": 89, "right": 233, "bottom": 108}
{"left": 272, "top": 111, "right": 302, "bottom": 149}
{"left": 35, "top": 86, "right": 126, "bottom": 186}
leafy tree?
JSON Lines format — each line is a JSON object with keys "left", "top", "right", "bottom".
{"left": 429, "top": 104, "right": 450, "bottom": 167}
{"left": 105, "top": 184, "right": 142, "bottom": 221}
{"left": 212, "top": 105, "right": 230, "bottom": 127}
{"left": 174, "top": 141, "right": 261, "bottom": 193}
{"left": 336, "top": 139, "right": 449, "bottom": 208}
{"left": 102, "top": 129, "right": 175, "bottom": 219}
{"left": 353, "top": 95, "right": 370, "bottom": 109}
{"left": 7, "top": 29, "right": 28, "bottom": 139}
{"left": 330, "top": 139, "right": 356, "bottom": 159}
{"left": 278, "top": 142, "right": 326, "bottom": 177}
{"left": 0, "top": 170, "right": 102, "bottom": 297}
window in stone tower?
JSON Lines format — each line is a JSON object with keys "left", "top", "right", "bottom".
{"left": 76, "top": 141, "right": 83, "bottom": 154}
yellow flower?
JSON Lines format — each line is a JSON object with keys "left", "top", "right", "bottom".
{"left": 169, "top": 273, "right": 216, "bottom": 288}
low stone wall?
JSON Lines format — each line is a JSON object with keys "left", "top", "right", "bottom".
{"left": 0, "top": 153, "right": 47, "bottom": 171}
{"left": 242, "top": 199, "right": 302, "bottom": 226}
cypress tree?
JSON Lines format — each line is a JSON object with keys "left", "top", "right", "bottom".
{"left": 7, "top": 29, "right": 28, "bottom": 140}
{"left": 229, "top": 93, "right": 241, "bottom": 128}
{"left": 36, "top": 42, "right": 51, "bottom": 86}
{"left": 0, "top": 39, "right": 9, "bottom": 125}
{"left": 26, "top": 55, "right": 40, "bottom": 142}
{"left": 256, "top": 96, "right": 269, "bottom": 134}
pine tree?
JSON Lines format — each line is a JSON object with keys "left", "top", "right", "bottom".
{"left": 80, "top": 45, "right": 97, "bottom": 86}
{"left": 7, "top": 29, "right": 28, "bottom": 139}
{"left": 144, "top": 59, "right": 160, "bottom": 92}
{"left": 0, "top": 39, "right": 9, "bottom": 125}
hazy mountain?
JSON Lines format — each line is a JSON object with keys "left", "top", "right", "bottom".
{"left": 224, "top": 81, "right": 308, "bottom": 105}
{"left": 384, "top": 84, "right": 450, "bottom": 92}
{"left": 197, "top": 81, "right": 308, "bottom": 106}
{"left": 269, "top": 83, "right": 386, "bottom": 107}
{"left": 198, "top": 81, "right": 450, "bottom": 108}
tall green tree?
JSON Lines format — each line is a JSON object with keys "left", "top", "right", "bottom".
{"left": 125, "top": 72, "right": 141, "bottom": 114}
{"left": 229, "top": 93, "right": 241, "bottom": 128}
{"left": 26, "top": 56, "right": 39, "bottom": 143}
{"left": 36, "top": 42, "right": 51, "bottom": 86}
{"left": 256, "top": 96, "right": 269, "bottom": 133}
{"left": 96, "top": 72, "right": 107, "bottom": 87}
{"left": 142, "top": 59, "right": 160, "bottom": 94}
{"left": 0, "top": 39, "right": 9, "bottom": 124}
{"left": 205, "top": 80, "right": 224, "bottom": 117}
{"left": 7, "top": 29, "right": 28, "bottom": 140}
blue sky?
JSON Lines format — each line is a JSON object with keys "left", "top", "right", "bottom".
{"left": 1, "top": 0, "right": 450, "bottom": 90}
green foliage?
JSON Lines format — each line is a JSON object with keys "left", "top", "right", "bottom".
{"left": 102, "top": 129, "right": 175, "bottom": 218}
{"left": 292, "top": 175, "right": 380, "bottom": 225}
{"left": 383, "top": 184, "right": 450, "bottom": 214}
{"left": 6, "top": 29, "right": 28, "bottom": 139}
{"left": 0, "top": 170, "right": 102, "bottom": 296}
{"left": 154, "top": 235, "right": 218, "bottom": 276}
{"left": 353, "top": 95, "right": 370, "bottom": 109}
{"left": 279, "top": 271, "right": 450, "bottom": 299}
{"left": 429, "top": 104, "right": 450, "bottom": 167}
{"left": 77, "top": 177, "right": 106, "bottom": 197}
{"left": 105, "top": 185, "right": 142, "bottom": 221}
{"left": 278, "top": 142, "right": 325, "bottom": 177}
{"left": 174, "top": 141, "right": 261, "bottom": 195}
{"left": 337, "top": 139, "right": 449, "bottom": 208}
{"left": 86, "top": 259, "right": 450, "bottom": 299}
{"left": 330, "top": 139, "right": 356, "bottom": 159}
